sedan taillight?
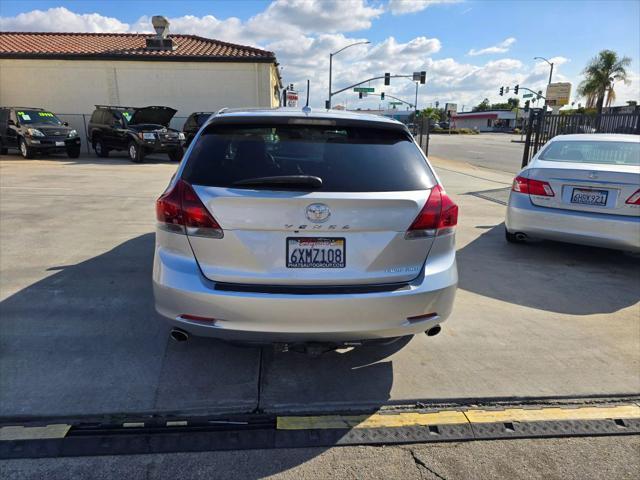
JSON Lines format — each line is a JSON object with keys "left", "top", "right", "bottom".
{"left": 156, "top": 179, "right": 223, "bottom": 238}
{"left": 626, "top": 189, "right": 640, "bottom": 205}
{"left": 512, "top": 176, "right": 555, "bottom": 197}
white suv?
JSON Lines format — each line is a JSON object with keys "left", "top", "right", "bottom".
{"left": 153, "top": 108, "right": 458, "bottom": 349}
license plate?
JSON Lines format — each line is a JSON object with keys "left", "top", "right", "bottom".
{"left": 55, "top": 141, "right": 65, "bottom": 146}
{"left": 286, "top": 237, "right": 345, "bottom": 268}
{"left": 571, "top": 188, "right": 608, "bottom": 206}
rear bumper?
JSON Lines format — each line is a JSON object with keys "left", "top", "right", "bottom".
{"left": 506, "top": 192, "right": 640, "bottom": 252}
{"left": 153, "top": 233, "right": 457, "bottom": 342}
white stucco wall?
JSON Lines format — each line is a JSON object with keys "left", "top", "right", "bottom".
{"left": 0, "top": 59, "right": 279, "bottom": 116}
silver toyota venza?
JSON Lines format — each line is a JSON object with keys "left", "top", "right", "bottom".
{"left": 506, "top": 134, "right": 640, "bottom": 251}
{"left": 153, "top": 108, "right": 458, "bottom": 347}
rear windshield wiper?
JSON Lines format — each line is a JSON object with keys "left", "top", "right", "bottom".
{"left": 232, "top": 175, "right": 323, "bottom": 189}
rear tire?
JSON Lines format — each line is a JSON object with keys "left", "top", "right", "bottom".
{"left": 94, "top": 139, "right": 109, "bottom": 158}
{"left": 19, "top": 138, "right": 34, "bottom": 159}
{"left": 168, "top": 146, "right": 183, "bottom": 162}
{"left": 505, "top": 228, "right": 524, "bottom": 243}
{"left": 66, "top": 145, "right": 81, "bottom": 159}
{"left": 128, "top": 141, "right": 144, "bottom": 163}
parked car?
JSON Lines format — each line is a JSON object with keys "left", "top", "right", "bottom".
{"left": 87, "top": 105, "right": 184, "bottom": 162}
{"left": 153, "top": 108, "right": 458, "bottom": 350}
{"left": 182, "top": 112, "right": 213, "bottom": 148}
{"left": 506, "top": 134, "right": 640, "bottom": 251}
{"left": 0, "top": 107, "right": 81, "bottom": 159}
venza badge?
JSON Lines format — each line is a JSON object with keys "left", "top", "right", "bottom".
{"left": 305, "top": 203, "right": 331, "bottom": 223}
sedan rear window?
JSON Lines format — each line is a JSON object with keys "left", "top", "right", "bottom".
{"left": 182, "top": 124, "right": 435, "bottom": 192}
{"left": 539, "top": 140, "right": 640, "bottom": 166}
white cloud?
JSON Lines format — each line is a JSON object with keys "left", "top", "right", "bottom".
{"left": 467, "top": 37, "right": 516, "bottom": 56}
{"left": 388, "top": 0, "right": 463, "bottom": 15}
{"left": 0, "top": 6, "right": 130, "bottom": 32}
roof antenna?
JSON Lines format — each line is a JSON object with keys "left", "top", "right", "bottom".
{"left": 302, "top": 79, "right": 311, "bottom": 114}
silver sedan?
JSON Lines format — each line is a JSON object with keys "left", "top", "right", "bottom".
{"left": 506, "top": 134, "right": 640, "bottom": 251}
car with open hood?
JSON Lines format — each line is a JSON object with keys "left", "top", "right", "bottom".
{"left": 87, "top": 105, "right": 184, "bottom": 162}
{"left": 182, "top": 112, "right": 213, "bottom": 148}
{"left": 0, "top": 107, "right": 81, "bottom": 159}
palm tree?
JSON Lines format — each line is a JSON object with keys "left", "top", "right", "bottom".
{"left": 577, "top": 50, "right": 631, "bottom": 115}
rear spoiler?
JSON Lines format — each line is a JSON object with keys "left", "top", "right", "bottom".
{"left": 204, "top": 115, "right": 410, "bottom": 133}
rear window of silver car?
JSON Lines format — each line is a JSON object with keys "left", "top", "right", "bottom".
{"left": 539, "top": 140, "right": 640, "bottom": 166}
{"left": 182, "top": 125, "right": 436, "bottom": 192}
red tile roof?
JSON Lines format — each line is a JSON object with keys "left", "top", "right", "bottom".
{"left": 0, "top": 32, "right": 275, "bottom": 62}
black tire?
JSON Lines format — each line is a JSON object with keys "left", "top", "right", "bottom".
{"left": 66, "top": 145, "right": 81, "bottom": 159}
{"left": 94, "top": 138, "right": 109, "bottom": 158}
{"left": 505, "top": 227, "right": 524, "bottom": 244}
{"left": 168, "top": 146, "right": 183, "bottom": 162}
{"left": 128, "top": 141, "right": 144, "bottom": 163}
{"left": 19, "top": 137, "right": 34, "bottom": 159}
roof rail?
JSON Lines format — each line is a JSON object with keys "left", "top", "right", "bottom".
{"left": 94, "top": 104, "right": 134, "bottom": 110}
{"left": 216, "top": 107, "right": 229, "bottom": 115}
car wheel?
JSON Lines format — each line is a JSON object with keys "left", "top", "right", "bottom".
{"left": 94, "top": 139, "right": 109, "bottom": 158}
{"left": 19, "top": 138, "right": 34, "bottom": 159}
{"left": 66, "top": 145, "right": 81, "bottom": 159}
{"left": 168, "top": 146, "right": 183, "bottom": 162}
{"left": 505, "top": 228, "right": 525, "bottom": 244}
{"left": 128, "top": 141, "right": 144, "bottom": 163}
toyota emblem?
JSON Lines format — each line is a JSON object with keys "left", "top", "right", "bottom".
{"left": 305, "top": 203, "right": 331, "bottom": 223}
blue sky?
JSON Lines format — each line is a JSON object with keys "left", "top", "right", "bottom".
{"left": 1, "top": 0, "right": 639, "bottom": 109}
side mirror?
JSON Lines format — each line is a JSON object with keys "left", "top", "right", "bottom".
{"left": 63, "top": 122, "right": 69, "bottom": 127}
{"left": 8, "top": 119, "right": 15, "bottom": 126}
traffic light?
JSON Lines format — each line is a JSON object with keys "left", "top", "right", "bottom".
{"left": 499, "top": 86, "right": 504, "bottom": 96}
{"left": 384, "top": 73, "right": 391, "bottom": 85}
{"left": 381, "top": 92, "right": 385, "bottom": 100}
{"left": 524, "top": 100, "right": 530, "bottom": 112}
{"left": 514, "top": 84, "right": 519, "bottom": 95}
{"left": 419, "top": 71, "right": 426, "bottom": 84}
{"left": 359, "top": 92, "right": 364, "bottom": 99}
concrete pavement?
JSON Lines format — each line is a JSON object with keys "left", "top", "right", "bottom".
{"left": 1, "top": 152, "right": 638, "bottom": 419}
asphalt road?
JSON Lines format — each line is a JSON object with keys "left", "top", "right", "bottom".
{"left": 425, "top": 132, "right": 525, "bottom": 174}
{"left": 1, "top": 151, "right": 639, "bottom": 477}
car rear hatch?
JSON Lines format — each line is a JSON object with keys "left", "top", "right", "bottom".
{"left": 526, "top": 140, "right": 640, "bottom": 217}
{"left": 174, "top": 115, "right": 445, "bottom": 286}
{"left": 129, "top": 106, "right": 177, "bottom": 127}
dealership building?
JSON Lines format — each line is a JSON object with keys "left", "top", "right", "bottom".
{"left": 0, "top": 19, "right": 281, "bottom": 146}
{"left": 451, "top": 109, "right": 517, "bottom": 131}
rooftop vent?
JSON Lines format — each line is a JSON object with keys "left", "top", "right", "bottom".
{"left": 146, "top": 16, "right": 175, "bottom": 51}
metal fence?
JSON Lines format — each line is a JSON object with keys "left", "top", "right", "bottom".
{"left": 522, "top": 110, "right": 640, "bottom": 167}
{"left": 54, "top": 113, "right": 189, "bottom": 155}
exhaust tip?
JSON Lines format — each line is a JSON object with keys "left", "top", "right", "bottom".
{"left": 170, "top": 328, "right": 190, "bottom": 342}
{"left": 426, "top": 325, "right": 442, "bottom": 337}
{"left": 515, "top": 232, "right": 527, "bottom": 241}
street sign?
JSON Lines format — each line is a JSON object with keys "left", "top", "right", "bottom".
{"left": 354, "top": 87, "right": 375, "bottom": 93}
{"left": 523, "top": 93, "right": 533, "bottom": 98}
{"left": 285, "top": 90, "right": 299, "bottom": 107}
{"left": 546, "top": 82, "right": 572, "bottom": 107}
{"left": 389, "top": 101, "right": 403, "bottom": 105}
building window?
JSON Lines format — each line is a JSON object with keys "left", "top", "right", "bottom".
{"left": 487, "top": 119, "right": 492, "bottom": 127}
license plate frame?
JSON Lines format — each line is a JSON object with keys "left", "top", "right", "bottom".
{"left": 286, "top": 237, "right": 346, "bottom": 268}
{"left": 570, "top": 188, "right": 608, "bottom": 206}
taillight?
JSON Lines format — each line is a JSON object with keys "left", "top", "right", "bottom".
{"left": 156, "top": 179, "right": 223, "bottom": 238}
{"left": 625, "top": 189, "right": 640, "bottom": 205}
{"left": 512, "top": 176, "right": 554, "bottom": 196}
{"left": 406, "top": 185, "right": 458, "bottom": 238}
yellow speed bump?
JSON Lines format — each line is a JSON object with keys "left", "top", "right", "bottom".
{"left": 0, "top": 424, "right": 71, "bottom": 441}
{"left": 277, "top": 411, "right": 468, "bottom": 430}
{"left": 464, "top": 404, "right": 640, "bottom": 424}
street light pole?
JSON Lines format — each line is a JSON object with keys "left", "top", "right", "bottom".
{"left": 534, "top": 56, "right": 554, "bottom": 85}
{"left": 327, "top": 40, "right": 370, "bottom": 109}
{"left": 414, "top": 82, "right": 419, "bottom": 112}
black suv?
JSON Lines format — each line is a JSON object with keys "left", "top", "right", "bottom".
{"left": 87, "top": 105, "right": 184, "bottom": 162}
{"left": 0, "top": 107, "right": 81, "bottom": 158}
{"left": 182, "top": 112, "right": 213, "bottom": 148}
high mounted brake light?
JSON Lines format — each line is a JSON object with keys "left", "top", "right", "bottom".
{"left": 406, "top": 185, "right": 458, "bottom": 239}
{"left": 512, "top": 176, "right": 555, "bottom": 196}
{"left": 156, "top": 179, "right": 223, "bottom": 238}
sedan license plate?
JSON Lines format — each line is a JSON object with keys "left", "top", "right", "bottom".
{"left": 287, "top": 237, "right": 345, "bottom": 268}
{"left": 571, "top": 188, "right": 608, "bottom": 206}
{"left": 55, "top": 141, "right": 65, "bottom": 147}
